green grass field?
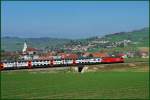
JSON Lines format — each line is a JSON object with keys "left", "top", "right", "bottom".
{"left": 1, "top": 71, "right": 149, "bottom": 99}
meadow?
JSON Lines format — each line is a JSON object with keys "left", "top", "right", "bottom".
{"left": 1, "top": 71, "right": 149, "bottom": 99}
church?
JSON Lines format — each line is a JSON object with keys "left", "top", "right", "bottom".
{"left": 20, "top": 41, "right": 39, "bottom": 60}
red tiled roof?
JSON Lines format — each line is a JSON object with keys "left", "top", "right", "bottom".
{"left": 38, "top": 56, "right": 53, "bottom": 60}
{"left": 26, "top": 47, "right": 38, "bottom": 51}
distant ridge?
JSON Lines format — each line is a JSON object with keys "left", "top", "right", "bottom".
{"left": 1, "top": 27, "right": 149, "bottom": 51}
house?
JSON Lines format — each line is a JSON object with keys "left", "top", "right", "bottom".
{"left": 38, "top": 52, "right": 53, "bottom": 60}
{"left": 139, "top": 52, "right": 149, "bottom": 58}
{"left": 22, "top": 41, "right": 38, "bottom": 55}
{"left": 126, "top": 52, "right": 135, "bottom": 58}
{"left": 20, "top": 54, "right": 32, "bottom": 60}
{"left": 26, "top": 47, "right": 38, "bottom": 55}
{"left": 58, "top": 53, "right": 78, "bottom": 59}
{"left": 21, "top": 47, "right": 39, "bottom": 60}
{"left": 21, "top": 42, "right": 39, "bottom": 60}
{"left": 33, "top": 55, "right": 39, "bottom": 60}
{"left": 138, "top": 47, "right": 149, "bottom": 58}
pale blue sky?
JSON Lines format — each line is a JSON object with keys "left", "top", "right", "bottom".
{"left": 1, "top": 1, "right": 149, "bottom": 39}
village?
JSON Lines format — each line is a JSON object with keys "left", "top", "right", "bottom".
{"left": 1, "top": 40, "right": 149, "bottom": 62}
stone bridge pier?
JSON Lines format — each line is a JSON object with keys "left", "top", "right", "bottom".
{"left": 71, "top": 65, "right": 88, "bottom": 73}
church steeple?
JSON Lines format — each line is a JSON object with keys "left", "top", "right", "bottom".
{"left": 22, "top": 41, "right": 27, "bottom": 53}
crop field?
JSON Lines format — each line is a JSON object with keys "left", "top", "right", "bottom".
{"left": 1, "top": 70, "right": 149, "bottom": 99}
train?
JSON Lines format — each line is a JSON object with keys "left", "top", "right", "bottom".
{"left": 0, "top": 57, "right": 124, "bottom": 70}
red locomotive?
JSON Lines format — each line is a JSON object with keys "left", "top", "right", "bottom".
{"left": 101, "top": 57, "right": 124, "bottom": 63}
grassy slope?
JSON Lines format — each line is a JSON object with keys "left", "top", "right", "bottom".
{"left": 1, "top": 37, "right": 71, "bottom": 51}
{"left": 1, "top": 72, "right": 149, "bottom": 99}
{"left": 86, "top": 28, "right": 149, "bottom": 52}
{"left": 124, "top": 58, "right": 149, "bottom": 63}
{"left": 104, "top": 27, "right": 149, "bottom": 46}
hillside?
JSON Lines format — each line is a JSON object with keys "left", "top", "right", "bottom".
{"left": 103, "top": 27, "right": 149, "bottom": 46}
{"left": 1, "top": 37, "right": 71, "bottom": 51}
{"left": 63, "top": 27, "right": 149, "bottom": 52}
{"left": 1, "top": 27, "right": 149, "bottom": 52}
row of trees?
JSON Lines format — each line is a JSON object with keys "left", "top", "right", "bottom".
{"left": 1, "top": 50, "right": 20, "bottom": 61}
